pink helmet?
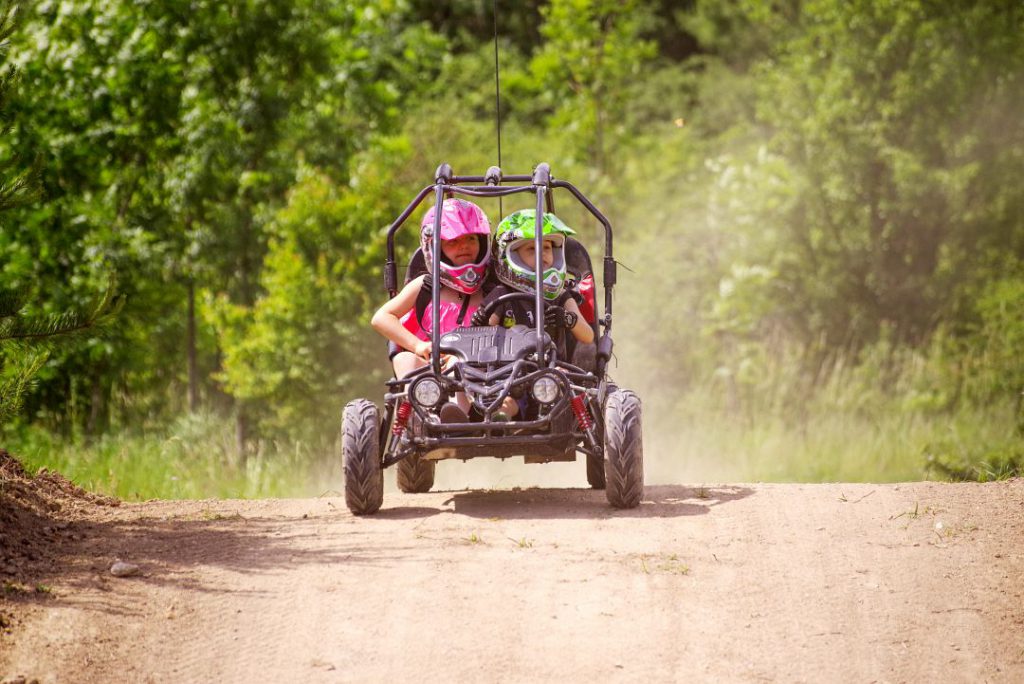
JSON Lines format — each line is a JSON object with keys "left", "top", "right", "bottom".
{"left": 420, "top": 198, "right": 491, "bottom": 294}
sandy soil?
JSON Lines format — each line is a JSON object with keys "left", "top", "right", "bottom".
{"left": 2, "top": 474, "right": 1023, "bottom": 683}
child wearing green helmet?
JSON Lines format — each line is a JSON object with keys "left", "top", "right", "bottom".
{"left": 472, "top": 209, "right": 594, "bottom": 346}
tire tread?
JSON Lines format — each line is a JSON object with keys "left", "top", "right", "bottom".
{"left": 343, "top": 399, "right": 383, "bottom": 515}
{"left": 396, "top": 452, "right": 435, "bottom": 493}
{"left": 604, "top": 389, "right": 643, "bottom": 508}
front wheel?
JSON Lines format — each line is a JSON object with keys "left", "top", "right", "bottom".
{"left": 603, "top": 389, "right": 643, "bottom": 508}
{"left": 342, "top": 399, "right": 383, "bottom": 515}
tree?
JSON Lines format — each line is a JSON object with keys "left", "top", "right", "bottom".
{"left": 1, "top": 0, "right": 191, "bottom": 431}
{"left": 0, "top": 1, "right": 32, "bottom": 223}
{"left": 1, "top": 285, "right": 123, "bottom": 423}
{"left": 753, "top": 0, "right": 1024, "bottom": 348}
{"left": 0, "top": 1, "right": 123, "bottom": 423}
{"left": 1, "top": 0, "right": 444, "bottom": 440}
{"left": 530, "top": 0, "right": 657, "bottom": 173}
{"left": 209, "top": 157, "right": 406, "bottom": 441}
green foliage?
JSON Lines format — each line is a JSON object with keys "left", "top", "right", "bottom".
{"left": 1, "top": 0, "right": 444, "bottom": 438}
{"left": 745, "top": 1, "right": 1024, "bottom": 348}
{"left": 530, "top": 0, "right": 657, "bottom": 172}
{"left": 0, "top": 1, "right": 35, "bottom": 219}
{"left": 925, "top": 437, "right": 1023, "bottom": 483}
{"left": 958, "top": 275, "right": 1024, "bottom": 405}
{"left": 0, "top": 2, "right": 123, "bottom": 424}
{"left": 3, "top": 0, "right": 1023, "bottom": 487}
{"left": 8, "top": 413, "right": 321, "bottom": 499}
{"left": 0, "top": 0, "right": 35, "bottom": 214}
{"left": 0, "top": 283, "right": 123, "bottom": 422}
{"left": 208, "top": 155, "right": 409, "bottom": 440}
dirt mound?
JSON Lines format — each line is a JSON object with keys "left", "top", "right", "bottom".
{"left": 1, "top": 448, "right": 121, "bottom": 639}
{"left": 0, "top": 448, "right": 118, "bottom": 584}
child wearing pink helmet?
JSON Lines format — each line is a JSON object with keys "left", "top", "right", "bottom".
{"left": 371, "top": 198, "right": 491, "bottom": 419}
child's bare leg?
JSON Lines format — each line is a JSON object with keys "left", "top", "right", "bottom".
{"left": 452, "top": 393, "right": 515, "bottom": 418}
{"left": 392, "top": 351, "right": 425, "bottom": 379}
{"left": 496, "top": 396, "right": 518, "bottom": 418}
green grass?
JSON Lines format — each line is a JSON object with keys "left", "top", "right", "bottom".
{"left": 638, "top": 553, "right": 690, "bottom": 576}
{"left": 642, "top": 398, "right": 1018, "bottom": 484}
{"left": 6, "top": 400, "right": 1016, "bottom": 500}
{"left": 4, "top": 375, "right": 1019, "bottom": 500}
{"left": 4, "top": 412, "right": 327, "bottom": 500}
{"left": 615, "top": 309, "right": 1024, "bottom": 484}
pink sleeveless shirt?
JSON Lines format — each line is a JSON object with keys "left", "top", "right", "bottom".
{"left": 400, "top": 299, "right": 478, "bottom": 343}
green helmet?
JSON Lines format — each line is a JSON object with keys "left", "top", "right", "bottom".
{"left": 493, "top": 209, "right": 576, "bottom": 301}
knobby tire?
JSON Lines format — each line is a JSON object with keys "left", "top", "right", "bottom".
{"left": 342, "top": 399, "right": 383, "bottom": 515}
{"left": 603, "top": 389, "right": 644, "bottom": 508}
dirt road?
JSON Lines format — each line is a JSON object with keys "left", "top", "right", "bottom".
{"left": 2, "top": 479, "right": 1023, "bottom": 683}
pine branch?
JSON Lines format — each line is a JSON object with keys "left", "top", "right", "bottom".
{"left": 0, "top": 349, "right": 47, "bottom": 423}
{"left": 0, "top": 279, "right": 123, "bottom": 421}
{"left": 0, "top": 164, "right": 38, "bottom": 213}
{"left": 0, "top": 280, "right": 125, "bottom": 344}
{"left": 0, "top": 1, "right": 16, "bottom": 45}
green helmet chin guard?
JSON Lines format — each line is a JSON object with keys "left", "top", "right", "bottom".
{"left": 494, "top": 210, "right": 576, "bottom": 301}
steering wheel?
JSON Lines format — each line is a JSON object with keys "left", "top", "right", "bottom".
{"left": 474, "top": 292, "right": 543, "bottom": 325}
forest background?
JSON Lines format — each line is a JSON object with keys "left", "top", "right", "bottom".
{"left": 1, "top": 0, "right": 1022, "bottom": 498}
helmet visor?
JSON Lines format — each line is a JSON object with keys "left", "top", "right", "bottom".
{"left": 506, "top": 234, "right": 566, "bottom": 274}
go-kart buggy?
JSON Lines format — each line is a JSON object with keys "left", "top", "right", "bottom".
{"left": 341, "top": 162, "right": 643, "bottom": 514}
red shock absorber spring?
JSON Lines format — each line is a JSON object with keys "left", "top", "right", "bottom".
{"left": 392, "top": 400, "right": 413, "bottom": 435}
{"left": 571, "top": 394, "right": 594, "bottom": 431}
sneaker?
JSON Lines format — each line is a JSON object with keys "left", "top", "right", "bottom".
{"left": 439, "top": 403, "right": 469, "bottom": 424}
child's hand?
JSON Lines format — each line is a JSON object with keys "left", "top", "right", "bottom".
{"left": 544, "top": 305, "right": 578, "bottom": 330}
{"left": 469, "top": 308, "right": 490, "bottom": 327}
{"left": 415, "top": 341, "right": 455, "bottom": 370}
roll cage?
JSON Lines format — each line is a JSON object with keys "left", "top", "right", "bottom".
{"left": 384, "top": 162, "right": 617, "bottom": 379}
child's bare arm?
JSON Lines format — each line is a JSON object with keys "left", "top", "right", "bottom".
{"left": 371, "top": 275, "right": 431, "bottom": 356}
{"left": 564, "top": 298, "right": 594, "bottom": 344}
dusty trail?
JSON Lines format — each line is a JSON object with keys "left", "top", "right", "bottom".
{"left": 2, "top": 480, "right": 1023, "bottom": 683}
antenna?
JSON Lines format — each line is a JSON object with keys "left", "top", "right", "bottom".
{"left": 492, "top": 0, "right": 503, "bottom": 216}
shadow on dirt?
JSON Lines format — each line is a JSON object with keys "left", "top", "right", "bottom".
{"left": 371, "top": 506, "right": 444, "bottom": 520}
{"left": 1, "top": 501, "right": 418, "bottom": 624}
{"left": 1, "top": 444, "right": 756, "bottom": 627}
{"left": 5, "top": 485, "right": 754, "bottom": 610}
{"left": 0, "top": 508, "right": 446, "bottom": 626}
{"left": 445, "top": 484, "right": 754, "bottom": 520}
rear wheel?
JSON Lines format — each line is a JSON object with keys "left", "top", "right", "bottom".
{"left": 603, "top": 389, "right": 643, "bottom": 508}
{"left": 396, "top": 451, "right": 435, "bottom": 493}
{"left": 342, "top": 399, "right": 383, "bottom": 515}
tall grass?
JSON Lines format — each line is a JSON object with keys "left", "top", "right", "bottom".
{"left": 626, "top": 326, "right": 1022, "bottom": 485}
{"left": 4, "top": 412, "right": 334, "bottom": 500}
{"left": 10, "top": 395, "right": 1010, "bottom": 499}
{"left": 643, "top": 399, "right": 1016, "bottom": 484}
{"left": 5, "top": 332, "right": 1020, "bottom": 498}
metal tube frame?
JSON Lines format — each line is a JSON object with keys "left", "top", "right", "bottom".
{"left": 383, "top": 163, "right": 615, "bottom": 377}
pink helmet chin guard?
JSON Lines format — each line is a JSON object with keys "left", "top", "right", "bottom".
{"left": 420, "top": 198, "right": 491, "bottom": 295}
